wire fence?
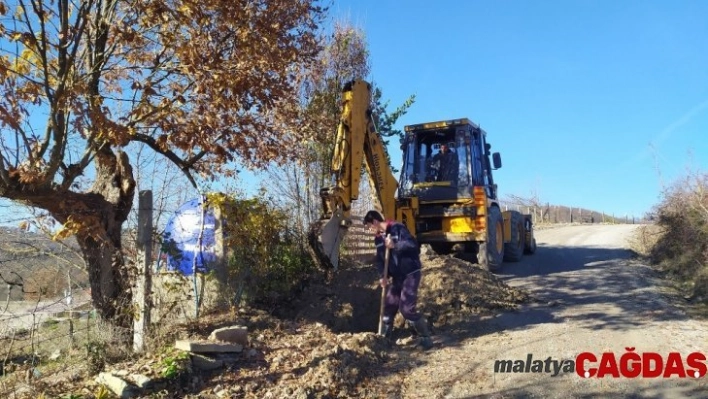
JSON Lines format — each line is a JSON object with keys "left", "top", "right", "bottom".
{"left": 498, "top": 200, "right": 650, "bottom": 225}
{"left": 0, "top": 210, "right": 159, "bottom": 397}
{"left": 0, "top": 220, "right": 97, "bottom": 396}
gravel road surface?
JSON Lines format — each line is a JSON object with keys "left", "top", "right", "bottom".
{"left": 402, "top": 224, "right": 708, "bottom": 398}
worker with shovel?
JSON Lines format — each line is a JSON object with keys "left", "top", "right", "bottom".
{"left": 364, "top": 210, "right": 433, "bottom": 350}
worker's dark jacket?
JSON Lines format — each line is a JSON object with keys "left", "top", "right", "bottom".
{"left": 374, "top": 221, "right": 421, "bottom": 280}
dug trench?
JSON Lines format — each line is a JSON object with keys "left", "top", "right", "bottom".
{"left": 275, "top": 250, "right": 533, "bottom": 335}
{"left": 165, "top": 249, "right": 534, "bottom": 399}
{"left": 227, "top": 249, "right": 535, "bottom": 399}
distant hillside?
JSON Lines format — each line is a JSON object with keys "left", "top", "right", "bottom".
{"left": 0, "top": 227, "right": 86, "bottom": 301}
{"left": 498, "top": 199, "right": 649, "bottom": 225}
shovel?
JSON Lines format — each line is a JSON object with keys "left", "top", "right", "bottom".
{"left": 377, "top": 234, "right": 391, "bottom": 336}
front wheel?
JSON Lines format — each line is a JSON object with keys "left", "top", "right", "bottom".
{"left": 478, "top": 206, "right": 504, "bottom": 272}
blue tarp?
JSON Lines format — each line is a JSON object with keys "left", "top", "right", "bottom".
{"left": 162, "top": 197, "right": 218, "bottom": 275}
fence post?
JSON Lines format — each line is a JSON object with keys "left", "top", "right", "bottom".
{"left": 133, "top": 190, "right": 153, "bottom": 353}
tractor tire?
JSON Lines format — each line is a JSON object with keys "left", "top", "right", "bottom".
{"left": 524, "top": 217, "right": 537, "bottom": 255}
{"left": 525, "top": 237, "right": 537, "bottom": 255}
{"left": 478, "top": 206, "right": 504, "bottom": 272}
{"left": 503, "top": 211, "right": 525, "bottom": 262}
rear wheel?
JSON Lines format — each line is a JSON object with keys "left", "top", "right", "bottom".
{"left": 503, "top": 211, "right": 524, "bottom": 262}
{"left": 524, "top": 217, "right": 537, "bottom": 255}
{"left": 478, "top": 206, "right": 504, "bottom": 272}
{"left": 525, "top": 237, "right": 537, "bottom": 254}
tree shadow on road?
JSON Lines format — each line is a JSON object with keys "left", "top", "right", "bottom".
{"left": 431, "top": 242, "right": 692, "bottom": 352}
{"left": 489, "top": 243, "right": 688, "bottom": 331}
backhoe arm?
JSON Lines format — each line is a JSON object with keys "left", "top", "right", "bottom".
{"left": 308, "top": 80, "right": 399, "bottom": 271}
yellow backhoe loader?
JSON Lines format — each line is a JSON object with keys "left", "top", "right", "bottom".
{"left": 309, "top": 80, "right": 536, "bottom": 273}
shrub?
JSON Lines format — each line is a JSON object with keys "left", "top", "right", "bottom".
{"left": 649, "top": 171, "right": 708, "bottom": 300}
{"left": 208, "top": 192, "right": 315, "bottom": 308}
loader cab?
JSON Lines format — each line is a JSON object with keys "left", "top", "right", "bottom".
{"left": 399, "top": 118, "right": 501, "bottom": 201}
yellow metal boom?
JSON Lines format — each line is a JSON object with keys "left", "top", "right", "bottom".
{"left": 309, "top": 80, "right": 398, "bottom": 271}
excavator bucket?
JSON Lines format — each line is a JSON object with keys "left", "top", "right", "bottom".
{"left": 307, "top": 208, "right": 348, "bottom": 271}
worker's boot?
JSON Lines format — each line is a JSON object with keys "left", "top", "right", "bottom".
{"left": 412, "top": 317, "right": 434, "bottom": 350}
{"left": 380, "top": 316, "right": 394, "bottom": 339}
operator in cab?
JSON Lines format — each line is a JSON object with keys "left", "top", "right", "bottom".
{"left": 428, "top": 144, "right": 459, "bottom": 183}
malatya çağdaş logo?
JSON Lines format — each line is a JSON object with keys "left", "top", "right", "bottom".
{"left": 494, "top": 349, "right": 707, "bottom": 378}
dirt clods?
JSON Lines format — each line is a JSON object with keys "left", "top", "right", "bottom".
{"left": 418, "top": 253, "right": 533, "bottom": 329}
{"left": 283, "top": 253, "right": 532, "bottom": 334}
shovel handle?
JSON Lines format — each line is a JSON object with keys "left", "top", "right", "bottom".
{"left": 378, "top": 234, "right": 391, "bottom": 335}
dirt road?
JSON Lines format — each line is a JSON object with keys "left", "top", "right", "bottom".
{"left": 402, "top": 224, "right": 708, "bottom": 398}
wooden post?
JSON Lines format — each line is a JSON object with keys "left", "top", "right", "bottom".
{"left": 133, "top": 190, "right": 153, "bottom": 353}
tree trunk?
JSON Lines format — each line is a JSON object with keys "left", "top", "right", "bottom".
{"left": 4, "top": 148, "right": 136, "bottom": 332}
{"left": 76, "top": 223, "right": 133, "bottom": 330}
{"left": 83, "top": 235, "right": 132, "bottom": 321}
{"left": 78, "top": 149, "right": 136, "bottom": 331}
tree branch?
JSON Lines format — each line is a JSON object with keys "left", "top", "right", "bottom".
{"left": 0, "top": 106, "right": 32, "bottom": 166}
{"left": 132, "top": 133, "right": 197, "bottom": 188}
{"left": 0, "top": 155, "right": 11, "bottom": 188}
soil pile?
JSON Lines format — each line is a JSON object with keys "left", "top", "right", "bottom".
{"left": 417, "top": 253, "right": 533, "bottom": 329}
{"left": 279, "top": 252, "right": 533, "bottom": 334}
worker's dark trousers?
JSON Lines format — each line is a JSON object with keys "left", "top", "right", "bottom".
{"left": 382, "top": 269, "right": 422, "bottom": 323}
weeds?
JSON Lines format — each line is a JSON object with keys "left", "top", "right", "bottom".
{"left": 647, "top": 169, "right": 708, "bottom": 302}
{"left": 160, "top": 351, "right": 190, "bottom": 379}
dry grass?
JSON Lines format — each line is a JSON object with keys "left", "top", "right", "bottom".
{"left": 628, "top": 223, "right": 664, "bottom": 257}
{"left": 644, "top": 169, "right": 708, "bottom": 304}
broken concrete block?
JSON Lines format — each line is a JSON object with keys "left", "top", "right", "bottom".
{"left": 95, "top": 372, "right": 138, "bottom": 398}
{"left": 175, "top": 340, "right": 243, "bottom": 353}
{"left": 209, "top": 325, "right": 248, "bottom": 345}
{"left": 129, "top": 373, "right": 154, "bottom": 389}
{"left": 191, "top": 354, "right": 224, "bottom": 371}
{"left": 49, "top": 349, "right": 62, "bottom": 361}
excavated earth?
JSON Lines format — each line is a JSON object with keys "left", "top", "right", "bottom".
{"left": 180, "top": 253, "right": 531, "bottom": 399}
{"left": 7, "top": 251, "right": 531, "bottom": 399}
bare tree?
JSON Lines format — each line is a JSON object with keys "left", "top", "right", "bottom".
{"left": 266, "top": 22, "right": 413, "bottom": 235}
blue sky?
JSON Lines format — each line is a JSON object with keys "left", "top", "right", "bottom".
{"left": 245, "top": 0, "right": 707, "bottom": 218}
{"left": 2, "top": 0, "right": 707, "bottom": 226}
